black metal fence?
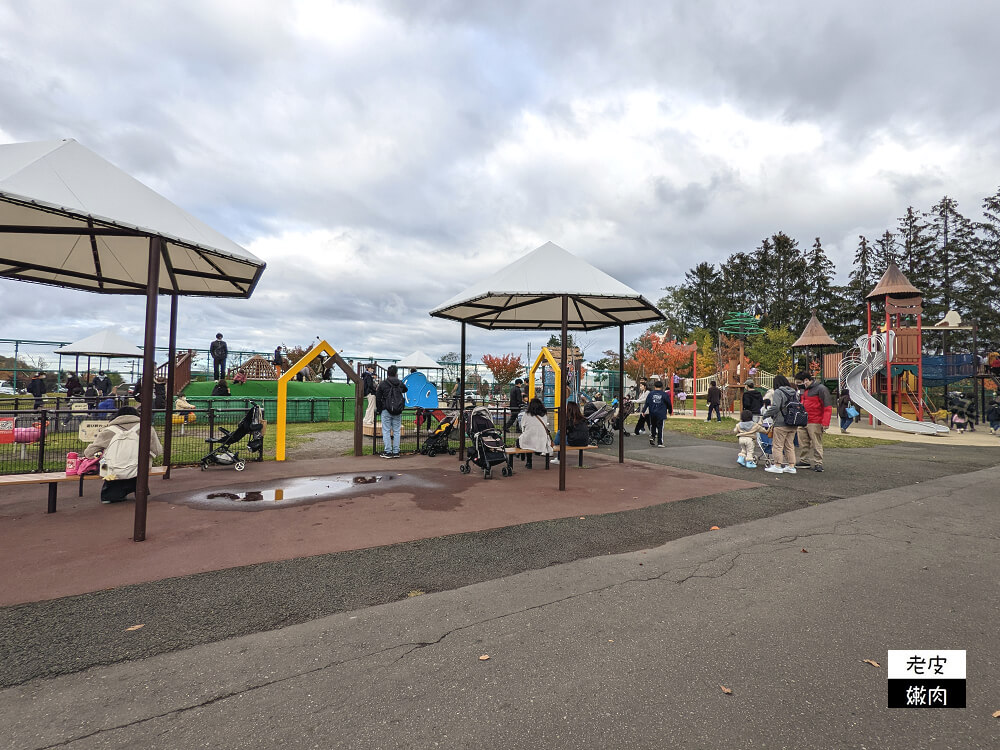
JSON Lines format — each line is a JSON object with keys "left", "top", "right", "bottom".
{"left": 186, "top": 396, "right": 356, "bottom": 423}
{"left": 367, "top": 406, "right": 522, "bottom": 456}
{"left": 0, "top": 407, "right": 257, "bottom": 475}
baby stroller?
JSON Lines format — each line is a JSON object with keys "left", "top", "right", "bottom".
{"left": 753, "top": 419, "right": 775, "bottom": 469}
{"left": 200, "top": 402, "right": 264, "bottom": 471}
{"left": 421, "top": 410, "right": 459, "bottom": 457}
{"left": 586, "top": 401, "right": 615, "bottom": 445}
{"left": 460, "top": 405, "right": 511, "bottom": 478}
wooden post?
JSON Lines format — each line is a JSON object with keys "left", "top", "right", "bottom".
{"left": 692, "top": 347, "right": 698, "bottom": 418}
{"left": 559, "top": 295, "right": 568, "bottom": 491}
{"left": 134, "top": 237, "right": 161, "bottom": 543}
{"left": 917, "top": 309, "right": 924, "bottom": 422}
{"left": 618, "top": 324, "right": 624, "bottom": 464}
{"left": 458, "top": 323, "right": 466, "bottom": 463}
{"left": 885, "top": 303, "right": 893, "bottom": 414}
{"left": 163, "top": 293, "right": 178, "bottom": 479}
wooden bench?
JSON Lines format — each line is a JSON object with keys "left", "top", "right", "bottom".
{"left": 0, "top": 467, "right": 168, "bottom": 513}
{"left": 505, "top": 444, "right": 599, "bottom": 471}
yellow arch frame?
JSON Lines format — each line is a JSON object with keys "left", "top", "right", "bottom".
{"left": 527, "top": 346, "right": 561, "bottom": 432}
{"left": 275, "top": 339, "right": 363, "bottom": 461}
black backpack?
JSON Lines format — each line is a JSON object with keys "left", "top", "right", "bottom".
{"left": 782, "top": 392, "right": 809, "bottom": 427}
{"left": 386, "top": 383, "right": 406, "bottom": 415}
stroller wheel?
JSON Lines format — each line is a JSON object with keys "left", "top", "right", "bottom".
{"left": 448, "top": 448, "right": 456, "bottom": 455}
{"left": 501, "top": 466, "right": 511, "bottom": 477}
{"left": 601, "top": 433, "right": 614, "bottom": 445}
{"left": 234, "top": 460, "right": 246, "bottom": 471}
{"left": 459, "top": 463, "right": 470, "bottom": 474}
{"left": 427, "top": 449, "right": 436, "bottom": 457}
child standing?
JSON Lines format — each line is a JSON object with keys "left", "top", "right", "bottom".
{"left": 986, "top": 400, "right": 1000, "bottom": 434}
{"left": 676, "top": 389, "right": 687, "bottom": 414}
{"left": 733, "top": 409, "right": 766, "bottom": 468}
{"left": 951, "top": 410, "right": 967, "bottom": 433}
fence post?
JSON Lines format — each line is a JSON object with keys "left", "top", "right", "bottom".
{"left": 36, "top": 409, "right": 48, "bottom": 473}
{"left": 208, "top": 407, "right": 216, "bottom": 442}
{"left": 310, "top": 398, "right": 315, "bottom": 423}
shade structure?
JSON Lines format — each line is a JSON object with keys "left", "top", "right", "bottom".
{"left": 0, "top": 139, "right": 266, "bottom": 542}
{"left": 396, "top": 350, "right": 442, "bottom": 370}
{"left": 53, "top": 328, "right": 143, "bottom": 358}
{"left": 792, "top": 311, "right": 838, "bottom": 348}
{"left": 431, "top": 241, "right": 664, "bottom": 491}
{"left": 430, "top": 242, "right": 663, "bottom": 331}
{"left": 0, "top": 139, "right": 265, "bottom": 297}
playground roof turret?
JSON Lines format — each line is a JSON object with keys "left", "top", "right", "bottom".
{"left": 866, "top": 262, "right": 921, "bottom": 300}
{"left": 792, "top": 311, "right": 838, "bottom": 348}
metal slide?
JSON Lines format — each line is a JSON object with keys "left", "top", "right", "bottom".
{"left": 840, "top": 334, "right": 950, "bottom": 436}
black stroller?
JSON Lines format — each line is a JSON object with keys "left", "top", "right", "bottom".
{"left": 420, "top": 410, "right": 459, "bottom": 457}
{"left": 460, "top": 405, "right": 511, "bottom": 478}
{"left": 611, "top": 397, "right": 633, "bottom": 436}
{"left": 585, "top": 401, "right": 615, "bottom": 445}
{"left": 200, "top": 402, "right": 265, "bottom": 471}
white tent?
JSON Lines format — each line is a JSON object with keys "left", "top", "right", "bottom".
{"left": 396, "top": 350, "right": 442, "bottom": 370}
{"left": 0, "top": 139, "right": 265, "bottom": 297}
{"left": 53, "top": 328, "right": 143, "bottom": 358}
{"left": 430, "top": 241, "right": 662, "bottom": 330}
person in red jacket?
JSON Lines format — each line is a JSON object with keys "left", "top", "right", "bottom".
{"left": 795, "top": 371, "right": 833, "bottom": 472}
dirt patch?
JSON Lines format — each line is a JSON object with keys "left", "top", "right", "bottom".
{"left": 289, "top": 429, "right": 357, "bottom": 459}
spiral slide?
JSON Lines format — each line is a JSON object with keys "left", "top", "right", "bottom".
{"left": 841, "top": 334, "right": 950, "bottom": 436}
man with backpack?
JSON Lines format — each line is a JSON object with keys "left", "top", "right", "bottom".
{"left": 761, "top": 374, "right": 802, "bottom": 474}
{"left": 795, "top": 371, "right": 833, "bottom": 472}
{"left": 375, "top": 364, "right": 408, "bottom": 458}
{"left": 82, "top": 405, "right": 163, "bottom": 503}
{"left": 210, "top": 333, "right": 228, "bottom": 380}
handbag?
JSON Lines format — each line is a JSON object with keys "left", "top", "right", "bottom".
{"left": 845, "top": 405, "right": 859, "bottom": 419}
{"left": 76, "top": 454, "right": 101, "bottom": 476}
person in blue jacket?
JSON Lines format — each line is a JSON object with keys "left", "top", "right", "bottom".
{"left": 641, "top": 379, "right": 672, "bottom": 447}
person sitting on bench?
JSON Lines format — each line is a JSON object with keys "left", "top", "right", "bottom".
{"left": 83, "top": 406, "right": 162, "bottom": 504}
{"left": 517, "top": 398, "right": 553, "bottom": 457}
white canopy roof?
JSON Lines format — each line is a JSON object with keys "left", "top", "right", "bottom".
{"left": 396, "top": 350, "right": 442, "bottom": 369}
{"left": 0, "top": 139, "right": 265, "bottom": 297}
{"left": 430, "top": 242, "right": 664, "bottom": 330}
{"left": 53, "top": 328, "right": 144, "bottom": 358}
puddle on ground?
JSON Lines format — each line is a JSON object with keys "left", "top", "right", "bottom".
{"left": 170, "top": 474, "right": 398, "bottom": 511}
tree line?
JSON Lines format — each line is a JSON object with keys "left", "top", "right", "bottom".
{"left": 654, "top": 189, "right": 1000, "bottom": 353}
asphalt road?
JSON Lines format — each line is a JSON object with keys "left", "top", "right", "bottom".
{"left": 2, "top": 460, "right": 997, "bottom": 749}
{"left": 2, "top": 433, "right": 997, "bottom": 691}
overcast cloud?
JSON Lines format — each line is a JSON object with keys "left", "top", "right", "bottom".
{"left": 2, "top": 0, "right": 999, "bottom": 366}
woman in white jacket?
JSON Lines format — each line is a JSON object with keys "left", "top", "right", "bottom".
{"left": 517, "top": 398, "right": 553, "bottom": 455}
{"left": 633, "top": 381, "right": 650, "bottom": 435}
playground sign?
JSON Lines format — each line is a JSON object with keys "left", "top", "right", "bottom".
{"left": 78, "top": 420, "right": 110, "bottom": 442}
{"left": 0, "top": 417, "right": 13, "bottom": 445}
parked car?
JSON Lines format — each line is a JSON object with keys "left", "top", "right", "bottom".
{"left": 0, "top": 385, "right": 16, "bottom": 395}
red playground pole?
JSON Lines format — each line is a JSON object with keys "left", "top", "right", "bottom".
{"left": 692, "top": 347, "right": 698, "bottom": 418}
{"left": 867, "top": 302, "right": 873, "bottom": 425}
{"left": 885, "top": 304, "right": 893, "bottom": 414}
{"left": 917, "top": 311, "right": 924, "bottom": 422}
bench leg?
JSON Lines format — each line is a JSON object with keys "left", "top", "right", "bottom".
{"left": 506, "top": 455, "right": 516, "bottom": 475}
{"left": 79, "top": 474, "right": 85, "bottom": 497}
{"left": 544, "top": 455, "right": 550, "bottom": 470}
{"left": 526, "top": 454, "right": 532, "bottom": 469}
{"left": 47, "top": 482, "right": 57, "bottom": 513}
{"left": 579, "top": 450, "right": 584, "bottom": 468}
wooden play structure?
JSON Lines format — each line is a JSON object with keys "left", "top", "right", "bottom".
{"left": 229, "top": 354, "right": 278, "bottom": 381}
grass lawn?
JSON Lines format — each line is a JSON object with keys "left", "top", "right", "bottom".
{"left": 628, "top": 415, "right": 899, "bottom": 449}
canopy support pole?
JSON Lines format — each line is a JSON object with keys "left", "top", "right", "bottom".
{"left": 559, "top": 295, "right": 567, "bottom": 491}
{"left": 459, "top": 322, "right": 466, "bottom": 463}
{"left": 618, "top": 324, "right": 624, "bottom": 463}
{"left": 163, "top": 293, "right": 178, "bottom": 479}
{"left": 134, "top": 237, "right": 161, "bottom": 543}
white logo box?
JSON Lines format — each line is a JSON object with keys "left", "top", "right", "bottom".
{"left": 887, "top": 650, "right": 966, "bottom": 679}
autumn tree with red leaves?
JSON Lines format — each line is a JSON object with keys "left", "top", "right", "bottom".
{"left": 625, "top": 332, "right": 694, "bottom": 383}
{"left": 481, "top": 353, "right": 524, "bottom": 390}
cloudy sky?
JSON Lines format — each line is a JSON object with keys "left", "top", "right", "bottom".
{"left": 2, "top": 0, "right": 999, "bottom": 368}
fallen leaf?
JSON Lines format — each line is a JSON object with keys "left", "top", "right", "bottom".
{"left": 862, "top": 659, "right": 880, "bottom": 668}
{"left": 992, "top": 709, "right": 1000, "bottom": 718}
{"left": 720, "top": 685, "right": 733, "bottom": 695}
{"left": 407, "top": 590, "right": 424, "bottom": 598}
{"left": 579, "top": 516, "right": 586, "bottom": 520}
{"left": 801, "top": 548, "right": 808, "bottom": 553}
{"left": 124, "top": 624, "right": 144, "bottom": 632}
{"left": 710, "top": 526, "right": 720, "bottom": 531}
{"left": 479, "top": 654, "right": 490, "bottom": 661}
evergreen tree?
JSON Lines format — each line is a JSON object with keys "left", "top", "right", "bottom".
{"left": 896, "top": 206, "right": 933, "bottom": 294}
{"left": 718, "top": 251, "right": 759, "bottom": 316}
{"left": 680, "top": 262, "right": 723, "bottom": 331}
{"left": 652, "top": 285, "right": 692, "bottom": 339}
{"left": 925, "top": 196, "right": 977, "bottom": 325}
{"left": 763, "top": 232, "right": 809, "bottom": 332}
{"left": 973, "top": 189, "right": 1000, "bottom": 339}
{"left": 847, "top": 235, "right": 875, "bottom": 307}
{"left": 872, "top": 230, "right": 898, "bottom": 279}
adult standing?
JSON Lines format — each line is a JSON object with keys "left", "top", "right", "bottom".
{"left": 375, "top": 364, "right": 408, "bottom": 458}
{"left": 361, "top": 363, "right": 378, "bottom": 426}
{"left": 504, "top": 378, "right": 525, "bottom": 431}
{"left": 795, "top": 372, "right": 832, "bottom": 472}
{"left": 65, "top": 372, "right": 83, "bottom": 397}
{"left": 28, "top": 371, "right": 46, "bottom": 409}
{"left": 272, "top": 345, "right": 284, "bottom": 377}
{"left": 210, "top": 333, "right": 228, "bottom": 381}
{"left": 642, "top": 379, "right": 671, "bottom": 447}
{"left": 706, "top": 380, "right": 722, "bottom": 422}
{"left": 742, "top": 379, "right": 764, "bottom": 420}
{"left": 837, "top": 389, "right": 857, "bottom": 433}
{"left": 762, "top": 374, "right": 799, "bottom": 474}
{"left": 93, "top": 371, "right": 112, "bottom": 397}
{"left": 633, "top": 381, "right": 649, "bottom": 435}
